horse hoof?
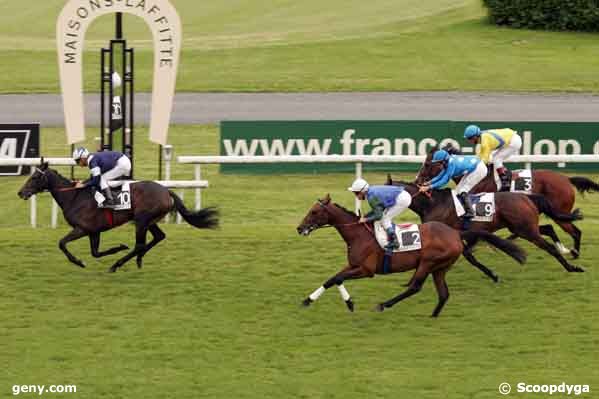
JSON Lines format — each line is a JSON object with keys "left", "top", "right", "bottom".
{"left": 136, "top": 258, "right": 143, "bottom": 269}
{"left": 301, "top": 298, "right": 312, "bottom": 307}
{"left": 374, "top": 303, "right": 385, "bottom": 312}
{"left": 108, "top": 267, "right": 116, "bottom": 273}
{"left": 571, "top": 249, "right": 580, "bottom": 259}
{"left": 571, "top": 266, "right": 585, "bottom": 273}
{"left": 345, "top": 299, "right": 354, "bottom": 312}
{"left": 492, "top": 275, "right": 499, "bottom": 283}
{"left": 120, "top": 244, "right": 129, "bottom": 250}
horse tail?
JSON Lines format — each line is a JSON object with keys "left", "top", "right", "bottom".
{"left": 460, "top": 231, "right": 527, "bottom": 264}
{"left": 168, "top": 191, "right": 219, "bottom": 229}
{"left": 569, "top": 176, "right": 599, "bottom": 194}
{"left": 528, "top": 194, "right": 583, "bottom": 222}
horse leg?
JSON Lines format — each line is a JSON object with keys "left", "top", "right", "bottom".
{"left": 89, "top": 232, "right": 129, "bottom": 258}
{"left": 136, "top": 224, "right": 166, "bottom": 268}
{"left": 527, "top": 234, "right": 584, "bottom": 273}
{"left": 375, "top": 265, "right": 429, "bottom": 312}
{"left": 108, "top": 223, "right": 149, "bottom": 273}
{"left": 59, "top": 228, "right": 88, "bottom": 268}
{"left": 462, "top": 246, "right": 500, "bottom": 283}
{"left": 538, "top": 224, "right": 569, "bottom": 255}
{"left": 431, "top": 268, "right": 450, "bottom": 317}
{"left": 302, "top": 266, "right": 371, "bottom": 312}
{"left": 554, "top": 220, "right": 582, "bottom": 259}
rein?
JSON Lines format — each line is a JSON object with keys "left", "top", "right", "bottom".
{"left": 315, "top": 200, "right": 373, "bottom": 233}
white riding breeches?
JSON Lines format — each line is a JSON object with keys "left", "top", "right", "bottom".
{"left": 99, "top": 156, "right": 131, "bottom": 190}
{"left": 491, "top": 133, "right": 522, "bottom": 169}
{"left": 381, "top": 190, "right": 412, "bottom": 229}
{"left": 456, "top": 161, "right": 487, "bottom": 194}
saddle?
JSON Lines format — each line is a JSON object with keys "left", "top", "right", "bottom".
{"left": 95, "top": 182, "right": 132, "bottom": 210}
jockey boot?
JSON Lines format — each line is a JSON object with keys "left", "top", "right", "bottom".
{"left": 458, "top": 192, "right": 475, "bottom": 219}
{"left": 103, "top": 187, "right": 118, "bottom": 206}
{"left": 497, "top": 167, "right": 511, "bottom": 191}
{"left": 385, "top": 227, "right": 399, "bottom": 251}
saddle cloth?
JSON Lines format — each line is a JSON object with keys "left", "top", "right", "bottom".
{"left": 374, "top": 222, "right": 422, "bottom": 253}
{"left": 451, "top": 190, "right": 496, "bottom": 222}
{"left": 493, "top": 168, "right": 533, "bottom": 194}
{"left": 96, "top": 181, "right": 132, "bottom": 211}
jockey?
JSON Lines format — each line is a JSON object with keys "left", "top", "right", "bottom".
{"left": 72, "top": 147, "right": 131, "bottom": 206}
{"left": 348, "top": 178, "right": 412, "bottom": 250}
{"left": 464, "top": 125, "right": 522, "bottom": 191}
{"left": 420, "top": 149, "right": 487, "bottom": 218}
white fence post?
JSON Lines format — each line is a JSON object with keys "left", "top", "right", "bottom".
{"left": 30, "top": 166, "right": 36, "bottom": 228}
{"left": 194, "top": 164, "right": 202, "bottom": 211}
{"left": 176, "top": 190, "right": 184, "bottom": 224}
{"left": 51, "top": 199, "right": 58, "bottom": 228}
{"left": 354, "top": 162, "right": 362, "bottom": 215}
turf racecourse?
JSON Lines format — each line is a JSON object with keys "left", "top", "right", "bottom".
{"left": 1, "top": 126, "right": 598, "bottom": 398}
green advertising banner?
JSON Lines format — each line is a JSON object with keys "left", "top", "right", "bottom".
{"left": 220, "top": 121, "right": 599, "bottom": 173}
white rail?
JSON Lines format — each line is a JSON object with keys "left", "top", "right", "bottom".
{"left": 177, "top": 154, "right": 599, "bottom": 214}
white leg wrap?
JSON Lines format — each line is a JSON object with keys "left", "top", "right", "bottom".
{"left": 555, "top": 242, "right": 570, "bottom": 255}
{"left": 309, "top": 286, "right": 325, "bottom": 301}
{"left": 337, "top": 284, "right": 351, "bottom": 301}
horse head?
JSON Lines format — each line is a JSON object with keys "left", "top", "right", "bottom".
{"left": 297, "top": 194, "right": 334, "bottom": 236}
{"left": 18, "top": 162, "right": 51, "bottom": 199}
{"left": 415, "top": 145, "right": 441, "bottom": 184}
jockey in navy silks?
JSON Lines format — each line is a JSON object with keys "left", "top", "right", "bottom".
{"left": 73, "top": 147, "right": 131, "bottom": 207}
{"left": 348, "top": 178, "right": 412, "bottom": 250}
{"left": 419, "top": 149, "right": 487, "bottom": 218}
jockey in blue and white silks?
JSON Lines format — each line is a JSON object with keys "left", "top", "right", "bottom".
{"left": 73, "top": 147, "right": 131, "bottom": 206}
{"left": 420, "top": 150, "right": 487, "bottom": 218}
{"left": 348, "top": 178, "right": 412, "bottom": 250}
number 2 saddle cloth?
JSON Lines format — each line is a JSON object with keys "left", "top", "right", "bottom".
{"left": 373, "top": 222, "right": 422, "bottom": 253}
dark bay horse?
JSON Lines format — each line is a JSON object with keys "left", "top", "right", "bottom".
{"left": 412, "top": 145, "right": 598, "bottom": 258}
{"left": 17, "top": 163, "right": 219, "bottom": 272}
{"left": 296, "top": 195, "right": 526, "bottom": 317}
{"left": 386, "top": 179, "right": 584, "bottom": 274}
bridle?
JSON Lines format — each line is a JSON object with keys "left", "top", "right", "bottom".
{"left": 301, "top": 199, "right": 369, "bottom": 234}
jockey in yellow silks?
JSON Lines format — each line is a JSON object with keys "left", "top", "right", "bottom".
{"left": 464, "top": 125, "right": 522, "bottom": 191}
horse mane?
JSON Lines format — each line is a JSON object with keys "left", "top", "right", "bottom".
{"left": 48, "top": 168, "right": 75, "bottom": 187}
{"left": 443, "top": 144, "right": 462, "bottom": 155}
{"left": 333, "top": 203, "right": 359, "bottom": 219}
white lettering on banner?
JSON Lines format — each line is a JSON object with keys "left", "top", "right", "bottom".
{"left": 394, "top": 138, "right": 416, "bottom": 155}
{"left": 534, "top": 139, "right": 557, "bottom": 155}
{"left": 221, "top": 129, "right": 596, "bottom": 160}
{"left": 439, "top": 138, "right": 460, "bottom": 150}
{"left": 340, "top": 129, "right": 355, "bottom": 155}
{"left": 0, "top": 138, "right": 17, "bottom": 158}
{"left": 418, "top": 138, "right": 437, "bottom": 155}
{"left": 371, "top": 138, "right": 391, "bottom": 156}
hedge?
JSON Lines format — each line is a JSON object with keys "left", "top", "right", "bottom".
{"left": 482, "top": 0, "right": 599, "bottom": 31}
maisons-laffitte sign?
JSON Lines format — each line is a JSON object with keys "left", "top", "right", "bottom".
{"left": 56, "top": 0, "right": 181, "bottom": 145}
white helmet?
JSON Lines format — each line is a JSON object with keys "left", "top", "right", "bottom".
{"left": 72, "top": 147, "right": 90, "bottom": 161}
{"left": 348, "top": 178, "right": 369, "bottom": 193}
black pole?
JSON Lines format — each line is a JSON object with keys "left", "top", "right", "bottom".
{"left": 116, "top": 12, "right": 123, "bottom": 39}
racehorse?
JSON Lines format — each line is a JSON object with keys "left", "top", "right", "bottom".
{"left": 412, "top": 145, "right": 598, "bottom": 258}
{"left": 385, "top": 179, "right": 584, "bottom": 274}
{"left": 17, "top": 162, "right": 219, "bottom": 272}
{"left": 296, "top": 194, "right": 527, "bottom": 317}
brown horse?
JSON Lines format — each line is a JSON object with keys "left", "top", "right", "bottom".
{"left": 385, "top": 178, "right": 584, "bottom": 274}
{"left": 17, "top": 163, "right": 219, "bottom": 272}
{"left": 413, "top": 145, "right": 598, "bottom": 258}
{"left": 296, "top": 195, "right": 527, "bottom": 317}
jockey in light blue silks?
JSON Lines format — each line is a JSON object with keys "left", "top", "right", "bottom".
{"left": 419, "top": 149, "right": 487, "bottom": 218}
{"left": 73, "top": 147, "right": 131, "bottom": 206}
{"left": 348, "top": 178, "right": 412, "bottom": 250}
